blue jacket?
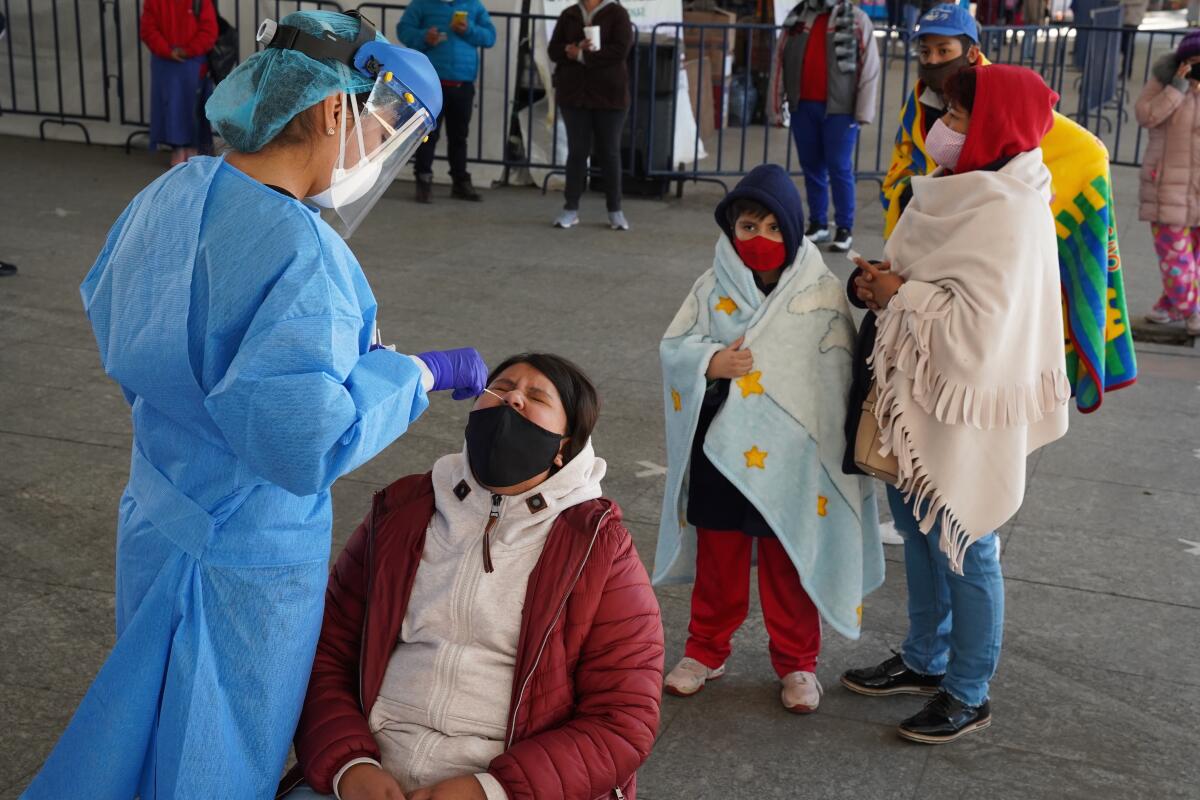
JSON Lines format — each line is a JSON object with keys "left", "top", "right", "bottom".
{"left": 398, "top": 0, "right": 496, "bottom": 83}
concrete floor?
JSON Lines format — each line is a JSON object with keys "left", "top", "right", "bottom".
{"left": 0, "top": 133, "right": 1198, "bottom": 799}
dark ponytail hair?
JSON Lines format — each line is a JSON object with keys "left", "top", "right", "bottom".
{"left": 486, "top": 353, "right": 600, "bottom": 466}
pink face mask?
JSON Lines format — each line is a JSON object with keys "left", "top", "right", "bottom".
{"left": 925, "top": 118, "right": 967, "bottom": 171}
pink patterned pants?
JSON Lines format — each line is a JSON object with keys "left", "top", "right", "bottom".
{"left": 1151, "top": 223, "right": 1200, "bottom": 319}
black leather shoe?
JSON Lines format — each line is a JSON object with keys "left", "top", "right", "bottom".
{"left": 0, "top": 261, "right": 17, "bottom": 277}
{"left": 415, "top": 177, "right": 433, "bottom": 204}
{"left": 897, "top": 691, "right": 991, "bottom": 744}
{"left": 451, "top": 177, "right": 482, "bottom": 201}
{"left": 840, "top": 653, "right": 943, "bottom": 697}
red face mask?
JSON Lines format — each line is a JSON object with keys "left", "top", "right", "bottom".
{"left": 733, "top": 235, "right": 786, "bottom": 272}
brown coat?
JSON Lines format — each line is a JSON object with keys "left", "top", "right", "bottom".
{"left": 1136, "top": 54, "right": 1200, "bottom": 227}
{"left": 548, "top": 0, "right": 633, "bottom": 110}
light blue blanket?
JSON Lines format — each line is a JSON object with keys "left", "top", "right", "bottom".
{"left": 654, "top": 236, "right": 883, "bottom": 639}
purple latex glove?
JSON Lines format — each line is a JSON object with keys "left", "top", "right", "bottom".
{"left": 417, "top": 347, "right": 488, "bottom": 400}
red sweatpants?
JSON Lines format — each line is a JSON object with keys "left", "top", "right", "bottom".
{"left": 685, "top": 528, "right": 821, "bottom": 677}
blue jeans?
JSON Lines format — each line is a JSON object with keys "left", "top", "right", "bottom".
{"left": 789, "top": 101, "right": 859, "bottom": 230}
{"left": 887, "top": 486, "right": 1004, "bottom": 708}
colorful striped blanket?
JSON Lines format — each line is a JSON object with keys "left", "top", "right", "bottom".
{"left": 880, "top": 77, "right": 1137, "bottom": 412}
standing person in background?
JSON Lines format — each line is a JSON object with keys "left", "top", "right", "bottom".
{"left": 880, "top": 3, "right": 1137, "bottom": 413}
{"left": 1189, "top": 0, "right": 1199, "bottom": 28}
{"left": 1136, "top": 31, "right": 1200, "bottom": 336}
{"left": 1022, "top": 0, "right": 1048, "bottom": 24}
{"left": 140, "top": 0, "right": 217, "bottom": 165}
{"left": 770, "top": 0, "right": 881, "bottom": 253}
{"left": 548, "top": 0, "right": 634, "bottom": 231}
{"left": 399, "top": 0, "right": 496, "bottom": 204}
{"left": 1120, "top": 0, "right": 1148, "bottom": 77}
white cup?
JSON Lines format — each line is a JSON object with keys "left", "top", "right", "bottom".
{"left": 584, "top": 25, "right": 601, "bottom": 51}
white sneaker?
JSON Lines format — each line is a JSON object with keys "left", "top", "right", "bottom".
{"left": 780, "top": 670, "right": 822, "bottom": 714}
{"left": 664, "top": 657, "right": 725, "bottom": 697}
{"left": 608, "top": 210, "right": 630, "bottom": 231}
{"left": 1187, "top": 313, "right": 1200, "bottom": 336}
{"left": 880, "top": 520, "right": 904, "bottom": 546}
{"left": 1146, "top": 308, "right": 1173, "bottom": 325}
{"left": 553, "top": 209, "right": 579, "bottom": 228}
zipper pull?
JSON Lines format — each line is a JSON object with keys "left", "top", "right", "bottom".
{"left": 614, "top": 787, "right": 626, "bottom": 800}
{"left": 482, "top": 494, "right": 501, "bottom": 573}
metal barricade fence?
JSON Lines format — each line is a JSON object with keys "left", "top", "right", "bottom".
{"left": 0, "top": 4, "right": 1192, "bottom": 187}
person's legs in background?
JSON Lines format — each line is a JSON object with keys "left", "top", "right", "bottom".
{"left": 1189, "top": 0, "right": 1200, "bottom": 25}
{"left": 1120, "top": 24, "right": 1138, "bottom": 78}
{"left": 1148, "top": 222, "right": 1200, "bottom": 326}
{"left": 822, "top": 112, "right": 859, "bottom": 251}
{"left": 556, "top": 105, "right": 593, "bottom": 227}
{"left": 592, "top": 108, "right": 628, "bottom": 229}
{"left": 1190, "top": 227, "right": 1200, "bottom": 333}
{"left": 791, "top": 100, "right": 831, "bottom": 242}
{"left": 444, "top": 83, "right": 481, "bottom": 201}
{"left": 412, "top": 107, "right": 446, "bottom": 204}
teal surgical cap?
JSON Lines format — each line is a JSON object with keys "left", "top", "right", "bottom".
{"left": 206, "top": 11, "right": 388, "bottom": 153}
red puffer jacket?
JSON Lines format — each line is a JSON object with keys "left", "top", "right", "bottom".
{"left": 285, "top": 472, "right": 665, "bottom": 799}
{"left": 139, "top": 0, "right": 217, "bottom": 60}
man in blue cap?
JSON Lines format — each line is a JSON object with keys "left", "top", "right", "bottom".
{"left": 878, "top": 2, "right": 980, "bottom": 238}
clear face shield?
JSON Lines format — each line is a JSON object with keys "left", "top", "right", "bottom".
{"left": 309, "top": 73, "right": 435, "bottom": 237}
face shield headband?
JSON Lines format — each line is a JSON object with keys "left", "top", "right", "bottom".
{"left": 256, "top": 12, "right": 438, "bottom": 237}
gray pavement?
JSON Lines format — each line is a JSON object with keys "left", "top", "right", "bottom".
{"left": 1, "top": 134, "right": 1198, "bottom": 800}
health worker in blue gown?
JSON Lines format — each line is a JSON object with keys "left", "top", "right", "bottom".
{"left": 22, "top": 11, "right": 488, "bottom": 800}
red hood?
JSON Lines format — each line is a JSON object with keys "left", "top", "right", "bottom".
{"left": 955, "top": 64, "right": 1059, "bottom": 175}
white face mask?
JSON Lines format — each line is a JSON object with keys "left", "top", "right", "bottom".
{"left": 925, "top": 117, "right": 967, "bottom": 171}
{"left": 308, "top": 158, "right": 383, "bottom": 209}
{"left": 308, "top": 93, "right": 383, "bottom": 209}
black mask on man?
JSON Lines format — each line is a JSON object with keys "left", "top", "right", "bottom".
{"left": 465, "top": 405, "right": 564, "bottom": 488}
{"left": 1190, "top": 62, "right": 1200, "bottom": 81}
{"left": 918, "top": 55, "right": 972, "bottom": 94}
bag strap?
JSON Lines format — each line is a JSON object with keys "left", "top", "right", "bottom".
{"left": 193, "top": 0, "right": 202, "bottom": 18}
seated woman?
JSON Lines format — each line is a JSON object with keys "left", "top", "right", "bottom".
{"left": 280, "top": 353, "right": 665, "bottom": 800}
{"left": 840, "top": 65, "right": 1070, "bottom": 743}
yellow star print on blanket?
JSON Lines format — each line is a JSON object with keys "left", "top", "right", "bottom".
{"left": 736, "top": 371, "right": 764, "bottom": 398}
{"left": 744, "top": 446, "right": 767, "bottom": 469}
{"left": 715, "top": 296, "right": 738, "bottom": 315}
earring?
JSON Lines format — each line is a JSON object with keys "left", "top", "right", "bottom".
{"left": 327, "top": 127, "right": 336, "bottom": 135}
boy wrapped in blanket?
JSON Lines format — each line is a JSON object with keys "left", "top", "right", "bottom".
{"left": 655, "top": 164, "right": 883, "bottom": 713}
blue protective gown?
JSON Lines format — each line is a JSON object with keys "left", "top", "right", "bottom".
{"left": 23, "top": 156, "right": 429, "bottom": 800}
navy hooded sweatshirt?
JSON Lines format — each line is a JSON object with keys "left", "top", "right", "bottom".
{"left": 688, "top": 165, "right": 806, "bottom": 537}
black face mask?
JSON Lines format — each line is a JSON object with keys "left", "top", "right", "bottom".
{"left": 465, "top": 405, "right": 564, "bottom": 488}
{"left": 918, "top": 55, "right": 972, "bottom": 94}
{"left": 1190, "top": 62, "right": 1200, "bottom": 81}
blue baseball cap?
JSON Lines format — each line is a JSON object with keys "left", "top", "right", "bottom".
{"left": 913, "top": 3, "right": 979, "bottom": 43}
